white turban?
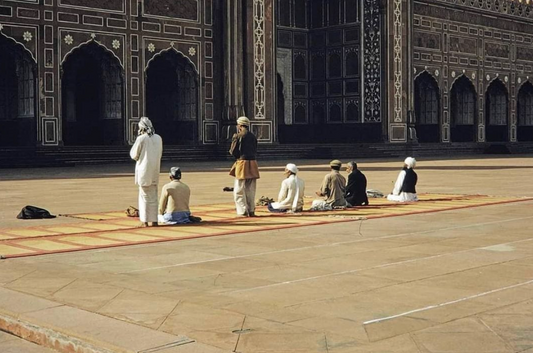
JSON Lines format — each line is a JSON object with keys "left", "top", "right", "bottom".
{"left": 237, "top": 116, "right": 250, "bottom": 126}
{"left": 404, "top": 157, "right": 416, "bottom": 169}
{"left": 286, "top": 163, "right": 298, "bottom": 174}
{"left": 138, "top": 117, "right": 155, "bottom": 136}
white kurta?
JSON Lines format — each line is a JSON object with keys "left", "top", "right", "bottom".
{"left": 270, "top": 175, "right": 305, "bottom": 211}
{"left": 130, "top": 133, "right": 163, "bottom": 187}
{"left": 130, "top": 133, "right": 163, "bottom": 222}
{"left": 387, "top": 170, "right": 418, "bottom": 202}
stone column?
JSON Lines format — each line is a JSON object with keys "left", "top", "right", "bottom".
{"left": 384, "top": 0, "right": 412, "bottom": 142}
{"left": 221, "top": 0, "right": 246, "bottom": 140}
{"left": 243, "top": 0, "right": 276, "bottom": 143}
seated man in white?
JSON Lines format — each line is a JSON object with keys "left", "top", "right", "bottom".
{"left": 387, "top": 157, "right": 418, "bottom": 202}
{"left": 158, "top": 167, "right": 192, "bottom": 224}
{"left": 268, "top": 163, "right": 305, "bottom": 213}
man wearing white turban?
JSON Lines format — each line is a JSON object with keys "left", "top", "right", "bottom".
{"left": 387, "top": 157, "right": 418, "bottom": 202}
{"left": 130, "top": 117, "right": 163, "bottom": 226}
{"left": 229, "top": 116, "right": 260, "bottom": 217}
{"left": 268, "top": 163, "right": 305, "bottom": 213}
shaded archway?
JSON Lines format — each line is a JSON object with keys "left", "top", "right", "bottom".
{"left": 485, "top": 79, "right": 508, "bottom": 142}
{"left": 61, "top": 41, "right": 125, "bottom": 145}
{"left": 0, "top": 35, "right": 37, "bottom": 146}
{"left": 517, "top": 81, "right": 533, "bottom": 141}
{"left": 450, "top": 75, "right": 477, "bottom": 142}
{"left": 414, "top": 72, "right": 440, "bottom": 142}
{"left": 277, "top": 73, "right": 285, "bottom": 126}
{"left": 146, "top": 50, "right": 199, "bottom": 145}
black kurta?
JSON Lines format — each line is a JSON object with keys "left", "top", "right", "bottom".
{"left": 345, "top": 170, "right": 369, "bottom": 206}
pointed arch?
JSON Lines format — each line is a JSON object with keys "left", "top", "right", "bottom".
{"left": 450, "top": 75, "right": 477, "bottom": 142}
{"left": 414, "top": 71, "right": 440, "bottom": 142}
{"left": 145, "top": 47, "right": 198, "bottom": 74}
{"left": 0, "top": 33, "right": 37, "bottom": 146}
{"left": 145, "top": 49, "right": 199, "bottom": 145}
{"left": 61, "top": 41, "right": 125, "bottom": 145}
{"left": 62, "top": 38, "right": 123, "bottom": 69}
{"left": 517, "top": 80, "right": 533, "bottom": 141}
{"left": 485, "top": 78, "right": 509, "bottom": 142}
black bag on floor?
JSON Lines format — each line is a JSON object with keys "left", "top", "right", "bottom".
{"left": 17, "top": 205, "right": 56, "bottom": 219}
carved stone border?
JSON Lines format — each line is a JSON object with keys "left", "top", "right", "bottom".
{"left": 253, "top": 0, "right": 265, "bottom": 119}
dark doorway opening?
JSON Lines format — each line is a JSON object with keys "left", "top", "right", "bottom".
{"left": 485, "top": 79, "right": 508, "bottom": 142}
{"left": 0, "top": 35, "right": 36, "bottom": 147}
{"left": 517, "top": 81, "right": 533, "bottom": 142}
{"left": 146, "top": 50, "right": 199, "bottom": 145}
{"left": 277, "top": 73, "right": 285, "bottom": 127}
{"left": 414, "top": 72, "right": 440, "bottom": 143}
{"left": 450, "top": 76, "right": 477, "bottom": 142}
{"left": 62, "top": 42, "right": 125, "bottom": 146}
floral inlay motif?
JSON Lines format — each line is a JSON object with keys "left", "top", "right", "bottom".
{"left": 64, "top": 35, "right": 74, "bottom": 45}
{"left": 23, "top": 31, "right": 33, "bottom": 42}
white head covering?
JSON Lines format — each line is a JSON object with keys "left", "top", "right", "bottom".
{"left": 286, "top": 163, "right": 298, "bottom": 174}
{"left": 404, "top": 157, "right": 416, "bottom": 169}
{"left": 237, "top": 116, "right": 250, "bottom": 126}
{"left": 170, "top": 167, "right": 181, "bottom": 179}
{"left": 138, "top": 117, "right": 155, "bottom": 136}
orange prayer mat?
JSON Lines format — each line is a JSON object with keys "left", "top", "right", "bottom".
{"left": 0, "top": 194, "right": 531, "bottom": 259}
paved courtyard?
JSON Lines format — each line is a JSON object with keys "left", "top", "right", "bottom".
{"left": 0, "top": 156, "right": 533, "bottom": 352}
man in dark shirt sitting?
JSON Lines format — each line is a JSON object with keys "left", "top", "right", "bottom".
{"left": 345, "top": 161, "right": 369, "bottom": 207}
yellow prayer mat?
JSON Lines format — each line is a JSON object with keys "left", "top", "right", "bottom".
{"left": 0, "top": 194, "right": 531, "bottom": 259}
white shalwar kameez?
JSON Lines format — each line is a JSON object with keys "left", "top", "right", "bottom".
{"left": 270, "top": 175, "right": 305, "bottom": 212}
{"left": 130, "top": 133, "right": 163, "bottom": 222}
{"left": 387, "top": 169, "right": 418, "bottom": 202}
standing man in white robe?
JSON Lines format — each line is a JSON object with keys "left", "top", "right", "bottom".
{"left": 387, "top": 157, "right": 418, "bottom": 202}
{"left": 130, "top": 117, "right": 163, "bottom": 226}
{"left": 268, "top": 163, "right": 305, "bottom": 213}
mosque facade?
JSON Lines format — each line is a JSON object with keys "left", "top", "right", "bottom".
{"left": 0, "top": 0, "right": 532, "bottom": 148}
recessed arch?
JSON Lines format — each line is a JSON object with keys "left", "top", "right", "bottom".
{"left": 485, "top": 78, "right": 509, "bottom": 142}
{"left": 0, "top": 33, "right": 37, "bottom": 146}
{"left": 145, "top": 49, "right": 199, "bottom": 145}
{"left": 414, "top": 71, "right": 440, "bottom": 142}
{"left": 61, "top": 41, "right": 125, "bottom": 145}
{"left": 450, "top": 75, "right": 477, "bottom": 142}
{"left": 517, "top": 81, "right": 533, "bottom": 141}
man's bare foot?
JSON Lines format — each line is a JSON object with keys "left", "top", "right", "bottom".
{"left": 139, "top": 222, "right": 149, "bottom": 227}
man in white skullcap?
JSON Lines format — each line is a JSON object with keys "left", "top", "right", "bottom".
{"left": 268, "top": 163, "right": 305, "bottom": 213}
{"left": 158, "top": 167, "right": 192, "bottom": 225}
{"left": 130, "top": 117, "right": 163, "bottom": 226}
{"left": 229, "top": 116, "right": 260, "bottom": 217}
{"left": 387, "top": 157, "right": 418, "bottom": 202}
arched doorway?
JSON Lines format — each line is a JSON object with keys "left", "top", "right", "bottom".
{"left": 517, "top": 81, "right": 533, "bottom": 142}
{"left": 146, "top": 50, "right": 199, "bottom": 145}
{"left": 485, "top": 79, "right": 508, "bottom": 142}
{"left": 414, "top": 72, "right": 440, "bottom": 142}
{"left": 277, "top": 73, "right": 285, "bottom": 127}
{"left": 0, "top": 35, "right": 37, "bottom": 146}
{"left": 450, "top": 76, "right": 477, "bottom": 142}
{"left": 61, "top": 41, "right": 125, "bottom": 145}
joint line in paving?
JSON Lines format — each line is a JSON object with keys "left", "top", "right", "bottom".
{"left": 123, "top": 215, "right": 533, "bottom": 274}
{"left": 363, "top": 278, "right": 533, "bottom": 326}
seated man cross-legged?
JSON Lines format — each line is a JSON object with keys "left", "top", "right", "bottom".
{"left": 158, "top": 167, "right": 192, "bottom": 224}
{"left": 387, "top": 157, "right": 418, "bottom": 202}
{"left": 312, "top": 160, "right": 348, "bottom": 210}
{"left": 345, "top": 161, "right": 369, "bottom": 207}
{"left": 268, "top": 163, "right": 305, "bottom": 213}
